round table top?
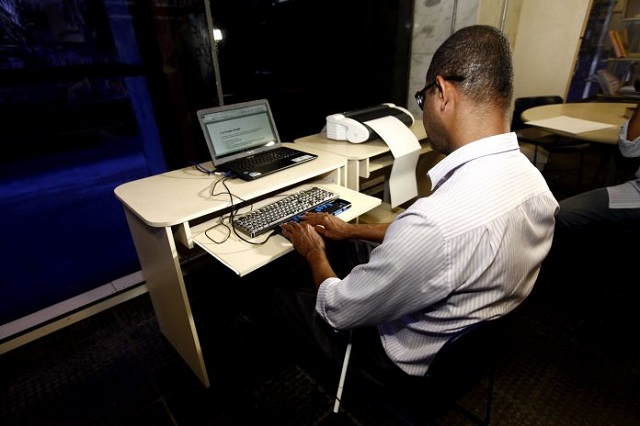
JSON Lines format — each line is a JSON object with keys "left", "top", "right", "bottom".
{"left": 520, "top": 102, "right": 636, "bottom": 145}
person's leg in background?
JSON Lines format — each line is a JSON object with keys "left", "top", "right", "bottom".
{"left": 553, "top": 187, "right": 640, "bottom": 258}
{"left": 540, "top": 186, "right": 639, "bottom": 303}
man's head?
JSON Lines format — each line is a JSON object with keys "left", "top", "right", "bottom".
{"left": 417, "top": 25, "right": 514, "bottom": 154}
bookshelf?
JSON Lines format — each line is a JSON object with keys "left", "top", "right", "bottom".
{"left": 599, "top": 0, "right": 640, "bottom": 98}
{"left": 625, "top": 0, "right": 640, "bottom": 18}
{"left": 567, "top": 0, "right": 618, "bottom": 100}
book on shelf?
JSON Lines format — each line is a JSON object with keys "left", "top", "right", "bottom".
{"left": 608, "top": 30, "right": 628, "bottom": 58}
{"left": 618, "top": 84, "right": 640, "bottom": 98}
{"left": 595, "top": 69, "right": 622, "bottom": 94}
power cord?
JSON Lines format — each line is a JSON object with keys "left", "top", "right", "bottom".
{"left": 205, "top": 175, "right": 278, "bottom": 245}
{"left": 189, "top": 161, "right": 279, "bottom": 244}
{"left": 189, "top": 161, "right": 234, "bottom": 177}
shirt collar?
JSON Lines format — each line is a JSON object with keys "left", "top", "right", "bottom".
{"left": 428, "top": 132, "right": 520, "bottom": 191}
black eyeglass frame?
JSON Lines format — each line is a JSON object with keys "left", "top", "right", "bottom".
{"left": 415, "top": 75, "right": 465, "bottom": 110}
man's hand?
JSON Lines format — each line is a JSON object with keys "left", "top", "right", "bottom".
{"left": 280, "top": 219, "right": 337, "bottom": 287}
{"left": 302, "top": 212, "right": 390, "bottom": 243}
{"left": 280, "top": 220, "right": 326, "bottom": 260}
{"left": 628, "top": 101, "right": 640, "bottom": 141}
{"left": 298, "top": 212, "right": 354, "bottom": 240}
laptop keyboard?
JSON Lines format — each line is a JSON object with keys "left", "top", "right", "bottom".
{"left": 231, "top": 147, "right": 302, "bottom": 170}
{"left": 232, "top": 187, "right": 339, "bottom": 238}
{"left": 222, "top": 146, "right": 316, "bottom": 181}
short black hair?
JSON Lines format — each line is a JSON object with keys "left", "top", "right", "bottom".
{"left": 426, "top": 25, "right": 513, "bottom": 111}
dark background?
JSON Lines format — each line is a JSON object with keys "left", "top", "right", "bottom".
{"left": 0, "top": 0, "right": 414, "bottom": 325}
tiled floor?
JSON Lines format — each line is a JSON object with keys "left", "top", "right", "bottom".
{"left": 2, "top": 145, "right": 639, "bottom": 425}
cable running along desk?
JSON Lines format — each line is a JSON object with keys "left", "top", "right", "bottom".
{"left": 114, "top": 143, "right": 381, "bottom": 387}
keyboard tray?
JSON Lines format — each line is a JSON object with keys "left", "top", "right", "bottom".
{"left": 232, "top": 186, "right": 338, "bottom": 238}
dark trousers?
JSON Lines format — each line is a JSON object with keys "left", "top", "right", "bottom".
{"left": 265, "top": 239, "right": 411, "bottom": 387}
{"left": 249, "top": 240, "right": 473, "bottom": 425}
{"left": 547, "top": 187, "right": 640, "bottom": 281}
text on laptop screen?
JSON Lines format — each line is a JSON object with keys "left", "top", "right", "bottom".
{"left": 202, "top": 103, "right": 279, "bottom": 162}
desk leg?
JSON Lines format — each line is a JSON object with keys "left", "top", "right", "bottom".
{"left": 347, "top": 161, "right": 360, "bottom": 191}
{"left": 336, "top": 163, "right": 347, "bottom": 187}
{"left": 123, "top": 209, "right": 210, "bottom": 387}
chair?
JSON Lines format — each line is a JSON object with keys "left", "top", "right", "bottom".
{"left": 511, "top": 96, "right": 591, "bottom": 193}
{"left": 333, "top": 313, "right": 514, "bottom": 425}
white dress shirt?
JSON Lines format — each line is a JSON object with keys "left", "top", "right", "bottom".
{"left": 315, "top": 132, "right": 559, "bottom": 376}
{"left": 609, "top": 119, "right": 640, "bottom": 208}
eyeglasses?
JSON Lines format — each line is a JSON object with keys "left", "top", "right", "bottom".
{"left": 415, "top": 75, "right": 465, "bottom": 110}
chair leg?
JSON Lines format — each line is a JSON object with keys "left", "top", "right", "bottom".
{"left": 483, "top": 370, "right": 495, "bottom": 426}
{"left": 451, "top": 368, "right": 495, "bottom": 426}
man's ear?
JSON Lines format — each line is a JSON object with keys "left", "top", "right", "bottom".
{"left": 435, "top": 75, "right": 453, "bottom": 111}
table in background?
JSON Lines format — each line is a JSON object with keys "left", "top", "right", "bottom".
{"left": 521, "top": 102, "right": 635, "bottom": 145}
{"left": 114, "top": 143, "right": 381, "bottom": 387}
{"left": 521, "top": 102, "right": 636, "bottom": 187}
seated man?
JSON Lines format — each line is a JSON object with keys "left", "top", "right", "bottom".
{"left": 538, "top": 99, "right": 640, "bottom": 288}
{"left": 271, "top": 25, "right": 559, "bottom": 391}
{"left": 555, "top": 101, "right": 640, "bottom": 237}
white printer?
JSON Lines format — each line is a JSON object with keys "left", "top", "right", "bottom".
{"left": 325, "top": 103, "right": 414, "bottom": 143}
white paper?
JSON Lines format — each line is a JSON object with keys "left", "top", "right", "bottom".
{"left": 364, "top": 116, "right": 421, "bottom": 208}
{"left": 525, "top": 115, "right": 615, "bottom": 135}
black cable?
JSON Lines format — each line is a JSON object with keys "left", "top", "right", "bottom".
{"left": 203, "top": 218, "right": 231, "bottom": 244}
{"left": 204, "top": 176, "right": 277, "bottom": 245}
{"left": 189, "top": 161, "right": 236, "bottom": 178}
{"left": 189, "top": 161, "right": 216, "bottom": 175}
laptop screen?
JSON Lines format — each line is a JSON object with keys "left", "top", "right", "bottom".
{"left": 197, "top": 99, "right": 282, "bottom": 166}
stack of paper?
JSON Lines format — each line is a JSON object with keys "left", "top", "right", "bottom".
{"left": 524, "top": 116, "right": 615, "bottom": 134}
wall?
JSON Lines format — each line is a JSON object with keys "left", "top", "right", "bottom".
{"left": 408, "top": 0, "right": 477, "bottom": 119}
{"left": 407, "top": 0, "right": 592, "bottom": 114}
{"left": 511, "top": 0, "right": 593, "bottom": 100}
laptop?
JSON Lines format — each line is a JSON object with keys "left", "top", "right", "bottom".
{"left": 197, "top": 99, "right": 317, "bottom": 181}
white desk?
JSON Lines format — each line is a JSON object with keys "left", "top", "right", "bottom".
{"left": 294, "top": 122, "right": 431, "bottom": 194}
{"left": 521, "top": 102, "right": 635, "bottom": 145}
{"left": 294, "top": 122, "right": 440, "bottom": 222}
{"left": 114, "top": 143, "right": 381, "bottom": 387}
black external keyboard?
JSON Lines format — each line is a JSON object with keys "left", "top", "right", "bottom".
{"left": 232, "top": 187, "right": 339, "bottom": 238}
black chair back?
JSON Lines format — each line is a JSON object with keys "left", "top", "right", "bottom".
{"left": 429, "top": 318, "right": 509, "bottom": 395}
{"left": 351, "top": 314, "right": 514, "bottom": 426}
{"left": 511, "top": 95, "right": 563, "bottom": 131}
